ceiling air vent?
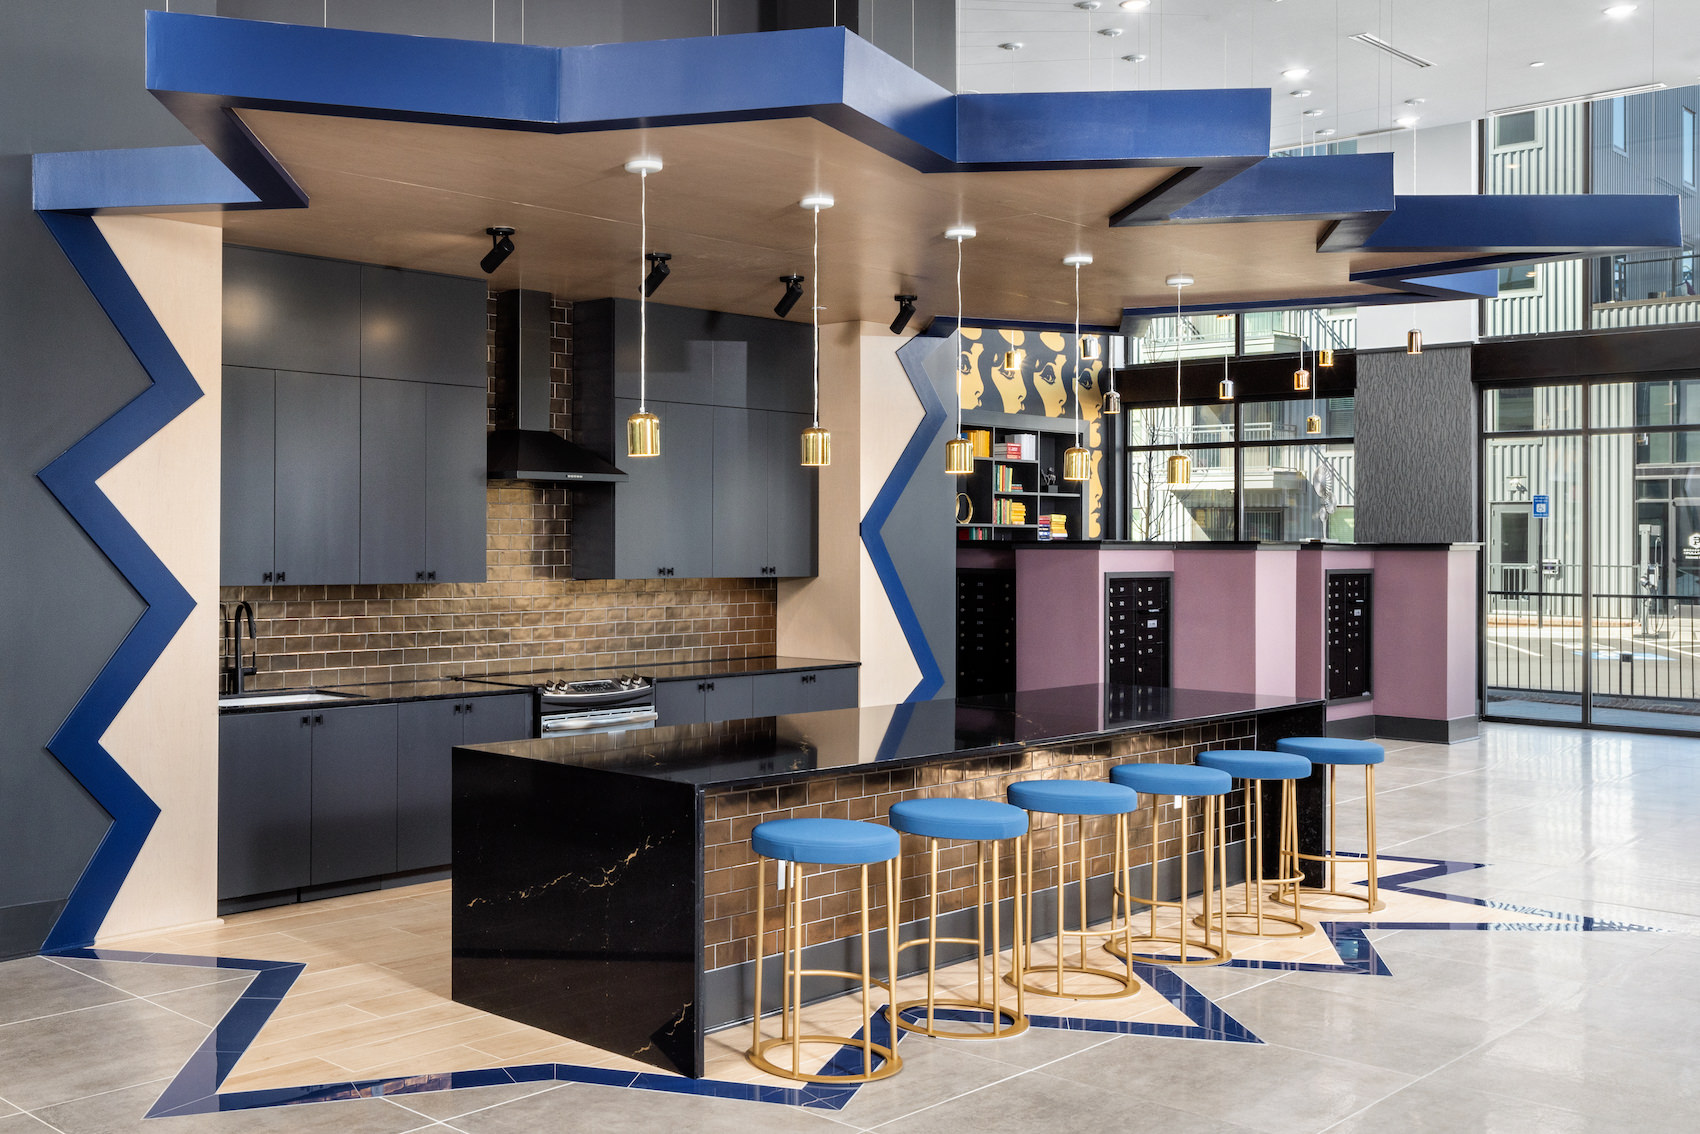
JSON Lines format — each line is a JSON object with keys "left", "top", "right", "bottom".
{"left": 1348, "top": 32, "right": 1435, "bottom": 69}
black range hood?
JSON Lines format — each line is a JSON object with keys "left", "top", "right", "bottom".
{"left": 488, "top": 289, "right": 626, "bottom": 483}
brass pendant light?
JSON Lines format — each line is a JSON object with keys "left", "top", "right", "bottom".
{"left": 1219, "top": 352, "right": 1234, "bottom": 401}
{"left": 945, "top": 225, "right": 977, "bottom": 475}
{"left": 624, "top": 158, "right": 663, "bottom": 458}
{"left": 1062, "top": 253, "right": 1092, "bottom": 483}
{"left": 1318, "top": 347, "right": 1335, "bottom": 368}
{"left": 1001, "top": 349, "right": 1025, "bottom": 375}
{"left": 1166, "top": 274, "right": 1192, "bottom": 487}
{"left": 1095, "top": 333, "right": 1120, "bottom": 415}
{"left": 1407, "top": 327, "right": 1424, "bottom": 354}
{"left": 800, "top": 194, "right": 833, "bottom": 467}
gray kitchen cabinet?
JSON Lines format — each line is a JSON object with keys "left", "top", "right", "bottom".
{"left": 218, "top": 710, "right": 312, "bottom": 900}
{"left": 711, "top": 407, "right": 766, "bottom": 578}
{"left": 397, "top": 693, "right": 530, "bottom": 872}
{"left": 220, "top": 366, "right": 276, "bottom": 586}
{"left": 751, "top": 667, "right": 858, "bottom": 716}
{"left": 274, "top": 370, "right": 363, "bottom": 584}
{"left": 309, "top": 703, "right": 399, "bottom": 885}
{"left": 359, "top": 265, "right": 487, "bottom": 388}
{"left": 653, "top": 675, "right": 754, "bottom": 726}
{"left": 575, "top": 397, "right": 714, "bottom": 580}
{"left": 765, "top": 410, "right": 818, "bottom": 577}
{"left": 221, "top": 367, "right": 361, "bottom": 585}
{"left": 359, "top": 379, "right": 487, "bottom": 584}
{"left": 224, "top": 246, "right": 360, "bottom": 377}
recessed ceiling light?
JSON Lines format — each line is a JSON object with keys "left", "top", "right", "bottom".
{"left": 1075, "top": 1, "right": 1102, "bottom": 9}
{"left": 1098, "top": 27, "right": 1125, "bottom": 37}
{"left": 1120, "top": 0, "right": 1151, "bottom": 10}
{"left": 1283, "top": 67, "right": 1310, "bottom": 79}
{"left": 1396, "top": 115, "right": 1420, "bottom": 127}
{"left": 1121, "top": 53, "right": 1148, "bottom": 63}
{"left": 1315, "top": 128, "right": 1336, "bottom": 136}
{"left": 1405, "top": 98, "right": 1427, "bottom": 106}
{"left": 1303, "top": 108, "right": 1325, "bottom": 117}
{"left": 1529, "top": 60, "right": 1546, "bottom": 67}
{"left": 998, "top": 41, "right": 1024, "bottom": 51}
{"left": 1290, "top": 89, "right": 1313, "bottom": 98}
{"left": 1604, "top": 4, "right": 1638, "bottom": 18}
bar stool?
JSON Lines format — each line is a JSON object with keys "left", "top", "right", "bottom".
{"left": 1193, "top": 749, "right": 1315, "bottom": 938}
{"left": 749, "top": 817, "right": 903, "bottom": 1083}
{"left": 1276, "top": 737, "right": 1386, "bottom": 913}
{"left": 1106, "top": 763, "right": 1233, "bottom": 966}
{"left": 1005, "top": 778, "right": 1141, "bottom": 1000}
{"left": 886, "top": 797, "right": 1029, "bottom": 1039}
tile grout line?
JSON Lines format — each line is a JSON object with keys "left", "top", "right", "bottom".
{"left": 854, "top": 1035, "right": 1122, "bottom": 1130}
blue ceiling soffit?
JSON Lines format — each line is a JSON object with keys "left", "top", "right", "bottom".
{"left": 129, "top": 10, "right": 1267, "bottom": 219}
{"left": 33, "top": 146, "right": 259, "bottom": 214}
{"left": 1323, "top": 193, "right": 1682, "bottom": 255}
{"left": 1137, "top": 153, "right": 1396, "bottom": 227}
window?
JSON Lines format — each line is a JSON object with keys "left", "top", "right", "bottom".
{"left": 1496, "top": 264, "right": 1540, "bottom": 294}
{"left": 1494, "top": 111, "right": 1538, "bottom": 148}
{"left": 1612, "top": 97, "right": 1626, "bottom": 152}
{"left": 1685, "top": 108, "right": 1696, "bottom": 186}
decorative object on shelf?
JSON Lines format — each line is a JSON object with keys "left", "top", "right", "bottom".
{"left": 1041, "top": 467, "right": 1058, "bottom": 492}
{"left": 945, "top": 225, "right": 977, "bottom": 475}
{"left": 891, "top": 293, "right": 917, "bottom": 335}
{"left": 1219, "top": 352, "right": 1234, "bottom": 401}
{"left": 480, "top": 226, "right": 514, "bottom": 274}
{"left": 800, "top": 194, "right": 834, "bottom": 467}
{"left": 624, "top": 158, "right": 663, "bottom": 458}
{"left": 1166, "top": 274, "right": 1193, "bottom": 487}
{"left": 956, "top": 492, "right": 973, "bottom": 524}
{"left": 1063, "top": 252, "right": 1093, "bottom": 483}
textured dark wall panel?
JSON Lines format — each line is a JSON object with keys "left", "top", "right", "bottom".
{"left": 1355, "top": 345, "right": 1477, "bottom": 545}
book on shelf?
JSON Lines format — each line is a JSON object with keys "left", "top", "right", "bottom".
{"left": 1007, "top": 433, "right": 1038, "bottom": 460}
{"left": 967, "top": 429, "right": 992, "bottom": 458}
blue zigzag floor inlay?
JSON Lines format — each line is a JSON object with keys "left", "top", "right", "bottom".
{"left": 45, "top": 851, "right": 1656, "bottom": 1119}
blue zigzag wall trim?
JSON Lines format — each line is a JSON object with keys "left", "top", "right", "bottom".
{"left": 34, "top": 211, "right": 201, "bottom": 951}
{"left": 859, "top": 328, "right": 952, "bottom": 702}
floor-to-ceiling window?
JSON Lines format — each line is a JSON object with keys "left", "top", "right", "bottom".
{"left": 1483, "top": 378, "right": 1700, "bottom": 731}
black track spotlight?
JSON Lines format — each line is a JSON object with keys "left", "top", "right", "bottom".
{"left": 774, "top": 275, "right": 806, "bottom": 318}
{"left": 643, "top": 252, "right": 672, "bottom": 297}
{"left": 481, "top": 226, "right": 515, "bottom": 274}
{"left": 890, "top": 294, "right": 918, "bottom": 335}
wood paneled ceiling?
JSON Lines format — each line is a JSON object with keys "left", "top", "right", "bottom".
{"left": 167, "top": 109, "right": 1446, "bottom": 326}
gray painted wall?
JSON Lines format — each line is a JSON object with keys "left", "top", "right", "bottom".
{"left": 1354, "top": 345, "right": 1478, "bottom": 545}
{"left": 0, "top": 1, "right": 205, "bottom": 959}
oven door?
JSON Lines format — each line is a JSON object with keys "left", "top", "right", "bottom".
{"left": 539, "top": 708, "right": 659, "bottom": 736}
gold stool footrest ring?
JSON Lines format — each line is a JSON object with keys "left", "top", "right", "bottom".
{"left": 1105, "top": 934, "right": 1231, "bottom": 967}
{"left": 1008, "top": 962, "right": 1140, "bottom": 1000}
{"left": 889, "top": 996, "right": 1029, "bottom": 1038}
{"left": 749, "top": 1035, "right": 902, "bottom": 1084}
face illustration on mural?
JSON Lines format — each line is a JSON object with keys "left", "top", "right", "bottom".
{"left": 958, "top": 336, "right": 985, "bottom": 410}
{"left": 990, "top": 330, "right": 1027, "bottom": 413}
{"left": 1035, "top": 331, "right": 1068, "bottom": 417}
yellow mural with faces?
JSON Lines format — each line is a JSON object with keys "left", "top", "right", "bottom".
{"left": 956, "top": 327, "right": 1109, "bottom": 538}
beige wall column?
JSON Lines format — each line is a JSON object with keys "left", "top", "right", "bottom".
{"left": 93, "top": 215, "right": 222, "bottom": 940}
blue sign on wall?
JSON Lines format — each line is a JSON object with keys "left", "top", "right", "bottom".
{"left": 1532, "top": 494, "right": 1550, "bottom": 518}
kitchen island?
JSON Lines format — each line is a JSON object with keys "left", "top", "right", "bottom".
{"left": 450, "top": 685, "right": 1324, "bottom": 1077}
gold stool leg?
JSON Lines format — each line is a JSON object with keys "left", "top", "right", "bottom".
{"left": 1365, "top": 764, "right": 1379, "bottom": 909}
{"left": 859, "top": 863, "right": 873, "bottom": 1077}
{"left": 790, "top": 862, "right": 803, "bottom": 1078}
{"left": 751, "top": 856, "right": 766, "bottom": 1061}
{"left": 926, "top": 840, "right": 939, "bottom": 1031}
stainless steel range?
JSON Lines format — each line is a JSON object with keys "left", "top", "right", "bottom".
{"left": 468, "top": 672, "right": 657, "bottom": 736}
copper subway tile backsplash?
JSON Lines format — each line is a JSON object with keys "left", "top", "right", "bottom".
{"left": 222, "top": 296, "right": 778, "bottom": 689}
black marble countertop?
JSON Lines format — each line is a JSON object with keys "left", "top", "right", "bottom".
{"left": 218, "top": 656, "right": 857, "bottom": 713}
{"left": 456, "top": 684, "right": 1320, "bottom": 789}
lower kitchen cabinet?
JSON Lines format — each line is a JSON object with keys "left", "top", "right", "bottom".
{"left": 396, "top": 694, "right": 531, "bottom": 872}
{"left": 309, "top": 703, "right": 399, "bottom": 885}
{"left": 653, "top": 675, "right": 753, "bottom": 726}
{"left": 750, "top": 667, "right": 858, "bottom": 715}
{"left": 218, "top": 710, "right": 312, "bottom": 900}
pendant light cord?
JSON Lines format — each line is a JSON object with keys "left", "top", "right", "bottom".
{"left": 1174, "top": 284, "right": 1184, "bottom": 455}
{"left": 1073, "top": 264, "right": 1082, "bottom": 448}
{"left": 956, "top": 235, "right": 965, "bottom": 439}
{"left": 639, "top": 169, "right": 648, "bottom": 415}
{"left": 812, "top": 202, "right": 821, "bottom": 428}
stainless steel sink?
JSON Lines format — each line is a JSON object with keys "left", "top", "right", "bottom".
{"left": 218, "top": 690, "right": 359, "bottom": 707}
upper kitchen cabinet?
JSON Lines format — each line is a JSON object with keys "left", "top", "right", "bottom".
{"left": 224, "top": 247, "right": 360, "bottom": 376}
{"left": 221, "top": 366, "right": 360, "bottom": 586}
{"left": 359, "top": 266, "right": 488, "bottom": 388}
{"left": 361, "top": 378, "right": 488, "bottom": 584}
{"left": 571, "top": 300, "right": 817, "bottom": 581}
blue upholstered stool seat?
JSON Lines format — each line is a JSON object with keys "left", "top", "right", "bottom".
{"left": 889, "top": 797, "right": 1029, "bottom": 841}
{"left": 1110, "top": 762, "right": 1232, "bottom": 798}
{"left": 1277, "top": 737, "right": 1385, "bottom": 766}
{"left": 1007, "top": 778, "right": 1138, "bottom": 816}
{"left": 1196, "top": 749, "right": 1313, "bottom": 781}
{"left": 751, "top": 817, "right": 901, "bottom": 865}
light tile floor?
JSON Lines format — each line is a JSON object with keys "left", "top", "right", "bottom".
{"left": 2, "top": 723, "right": 1697, "bottom": 1132}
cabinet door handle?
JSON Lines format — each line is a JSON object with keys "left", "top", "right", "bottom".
{"left": 275, "top": 572, "right": 286, "bottom": 583}
{"left": 705, "top": 681, "right": 715, "bottom": 692}
{"left": 301, "top": 715, "right": 311, "bottom": 726}
{"left": 417, "top": 571, "right": 427, "bottom": 581}
{"left": 462, "top": 701, "right": 473, "bottom": 713}
{"left": 452, "top": 703, "right": 462, "bottom": 714}
{"left": 263, "top": 572, "right": 273, "bottom": 583}
{"left": 427, "top": 571, "right": 436, "bottom": 581}
{"left": 313, "top": 714, "right": 323, "bottom": 725}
